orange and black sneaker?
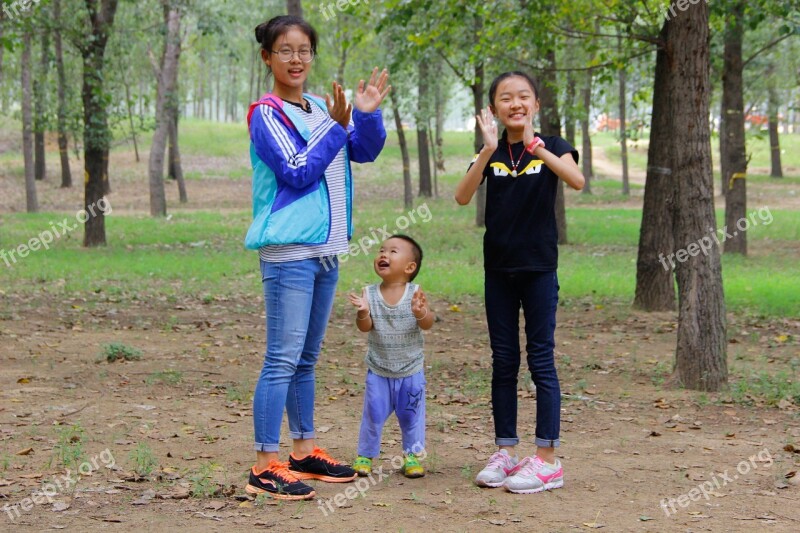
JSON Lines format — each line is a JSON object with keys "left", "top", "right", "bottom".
{"left": 245, "top": 461, "right": 316, "bottom": 500}
{"left": 288, "top": 447, "right": 357, "bottom": 483}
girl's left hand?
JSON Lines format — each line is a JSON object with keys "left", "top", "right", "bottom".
{"left": 354, "top": 67, "right": 392, "bottom": 113}
{"left": 411, "top": 289, "right": 427, "bottom": 319}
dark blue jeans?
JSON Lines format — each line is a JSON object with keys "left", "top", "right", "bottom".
{"left": 485, "top": 270, "right": 560, "bottom": 448}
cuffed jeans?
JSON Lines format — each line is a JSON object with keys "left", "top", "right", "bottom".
{"left": 485, "top": 270, "right": 561, "bottom": 448}
{"left": 253, "top": 257, "right": 338, "bottom": 452}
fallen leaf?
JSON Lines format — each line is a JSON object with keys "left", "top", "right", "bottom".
{"left": 373, "top": 502, "right": 390, "bottom": 507}
{"left": 639, "top": 516, "right": 654, "bottom": 521}
{"left": 583, "top": 522, "right": 605, "bottom": 529}
{"left": 488, "top": 519, "right": 506, "bottom": 525}
{"left": 15, "top": 447, "right": 33, "bottom": 456}
{"left": 17, "top": 377, "right": 31, "bottom": 384}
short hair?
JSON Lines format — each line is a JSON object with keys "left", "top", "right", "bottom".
{"left": 389, "top": 234, "right": 423, "bottom": 281}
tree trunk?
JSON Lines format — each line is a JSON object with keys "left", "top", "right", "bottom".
{"left": 565, "top": 71, "right": 577, "bottom": 147}
{"left": 336, "top": 30, "right": 348, "bottom": 85}
{"left": 392, "top": 92, "right": 413, "bottom": 209}
{"left": 433, "top": 76, "right": 446, "bottom": 173}
{"left": 473, "top": 15, "right": 486, "bottom": 228}
{"left": 634, "top": 22, "right": 675, "bottom": 312}
{"left": 618, "top": 35, "right": 630, "bottom": 196}
{"left": 54, "top": 0, "right": 73, "bottom": 188}
{"left": 121, "top": 70, "right": 140, "bottom": 163}
{"left": 768, "top": 81, "right": 783, "bottom": 178}
{"left": 417, "top": 62, "right": 432, "bottom": 198}
{"left": 580, "top": 70, "right": 593, "bottom": 194}
{"left": 0, "top": 9, "right": 5, "bottom": 96}
{"left": 82, "top": 0, "right": 119, "bottom": 247}
{"left": 669, "top": 3, "right": 727, "bottom": 391}
{"left": 34, "top": 29, "right": 50, "bottom": 181}
{"left": 169, "top": 114, "right": 188, "bottom": 203}
{"left": 472, "top": 75, "right": 486, "bottom": 227}
{"left": 538, "top": 51, "right": 567, "bottom": 245}
{"left": 149, "top": 4, "right": 182, "bottom": 217}
{"left": 721, "top": 1, "right": 748, "bottom": 255}
{"left": 22, "top": 32, "right": 39, "bottom": 212}
{"left": 287, "top": 0, "right": 303, "bottom": 17}
{"left": 216, "top": 55, "right": 222, "bottom": 121}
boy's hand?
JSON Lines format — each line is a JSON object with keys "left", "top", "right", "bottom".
{"left": 411, "top": 289, "right": 428, "bottom": 319}
{"left": 348, "top": 289, "right": 369, "bottom": 314}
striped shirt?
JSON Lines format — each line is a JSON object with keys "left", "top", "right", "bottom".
{"left": 259, "top": 99, "right": 349, "bottom": 263}
{"left": 365, "top": 283, "right": 425, "bottom": 378}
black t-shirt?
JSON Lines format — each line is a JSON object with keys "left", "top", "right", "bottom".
{"left": 468, "top": 134, "right": 578, "bottom": 272}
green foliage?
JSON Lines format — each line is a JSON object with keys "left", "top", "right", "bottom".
{"left": 731, "top": 371, "right": 800, "bottom": 406}
{"left": 102, "top": 343, "right": 142, "bottom": 362}
{"left": 146, "top": 370, "right": 183, "bottom": 385}
{"left": 189, "top": 462, "right": 219, "bottom": 498}
{"left": 128, "top": 442, "right": 158, "bottom": 478}
{"left": 54, "top": 424, "right": 85, "bottom": 471}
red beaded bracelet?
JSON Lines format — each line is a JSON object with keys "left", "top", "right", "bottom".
{"left": 526, "top": 137, "right": 545, "bottom": 155}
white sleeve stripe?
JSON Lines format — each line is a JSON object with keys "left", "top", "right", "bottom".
{"left": 260, "top": 106, "right": 298, "bottom": 165}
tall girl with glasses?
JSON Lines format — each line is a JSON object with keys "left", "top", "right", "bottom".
{"left": 455, "top": 71, "right": 584, "bottom": 494}
{"left": 244, "top": 15, "right": 390, "bottom": 501}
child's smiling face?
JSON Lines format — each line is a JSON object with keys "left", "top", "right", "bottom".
{"left": 264, "top": 27, "right": 312, "bottom": 92}
{"left": 374, "top": 238, "right": 418, "bottom": 283}
{"left": 491, "top": 76, "right": 540, "bottom": 131}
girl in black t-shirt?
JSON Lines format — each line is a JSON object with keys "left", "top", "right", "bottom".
{"left": 455, "top": 71, "right": 584, "bottom": 494}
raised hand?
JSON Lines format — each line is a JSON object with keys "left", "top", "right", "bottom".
{"left": 354, "top": 67, "right": 391, "bottom": 113}
{"left": 326, "top": 81, "right": 352, "bottom": 130}
{"left": 523, "top": 105, "right": 536, "bottom": 148}
{"left": 411, "top": 289, "right": 428, "bottom": 319}
{"left": 348, "top": 288, "right": 369, "bottom": 314}
{"left": 477, "top": 107, "right": 498, "bottom": 151}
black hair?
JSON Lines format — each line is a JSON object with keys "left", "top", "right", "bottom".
{"left": 388, "top": 234, "right": 423, "bottom": 281}
{"left": 488, "top": 71, "right": 540, "bottom": 108}
{"left": 255, "top": 15, "right": 318, "bottom": 75}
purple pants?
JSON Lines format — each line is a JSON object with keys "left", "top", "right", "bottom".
{"left": 357, "top": 369, "right": 426, "bottom": 457}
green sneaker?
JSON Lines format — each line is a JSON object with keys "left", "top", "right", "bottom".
{"left": 402, "top": 453, "right": 425, "bottom": 478}
{"left": 353, "top": 456, "right": 372, "bottom": 477}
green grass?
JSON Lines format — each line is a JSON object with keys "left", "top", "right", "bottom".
{"left": 592, "top": 130, "right": 800, "bottom": 177}
{"left": 1, "top": 202, "right": 798, "bottom": 317}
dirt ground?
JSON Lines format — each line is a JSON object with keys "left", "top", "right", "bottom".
{"left": 1, "top": 286, "right": 799, "bottom": 532}
{"left": 2, "top": 144, "right": 799, "bottom": 532}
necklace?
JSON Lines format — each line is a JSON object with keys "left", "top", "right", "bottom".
{"left": 507, "top": 142, "right": 525, "bottom": 178}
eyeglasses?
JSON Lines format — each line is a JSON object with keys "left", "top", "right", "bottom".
{"left": 271, "top": 48, "right": 314, "bottom": 63}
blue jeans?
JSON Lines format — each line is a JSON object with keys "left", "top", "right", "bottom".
{"left": 357, "top": 370, "right": 426, "bottom": 457}
{"left": 253, "top": 257, "right": 338, "bottom": 452}
{"left": 485, "top": 270, "right": 561, "bottom": 448}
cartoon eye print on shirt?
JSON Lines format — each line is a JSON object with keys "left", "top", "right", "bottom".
{"left": 490, "top": 160, "right": 544, "bottom": 178}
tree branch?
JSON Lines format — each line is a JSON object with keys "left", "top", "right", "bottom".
{"left": 742, "top": 33, "right": 793, "bottom": 69}
{"left": 503, "top": 48, "right": 653, "bottom": 74}
{"left": 553, "top": 24, "right": 660, "bottom": 45}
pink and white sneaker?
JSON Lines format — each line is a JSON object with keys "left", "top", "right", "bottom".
{"left": 475, "top": 449, "right": 519, "bottom": 488}
{"left": 504, "top": 456, "right": 564, "bottom": 494}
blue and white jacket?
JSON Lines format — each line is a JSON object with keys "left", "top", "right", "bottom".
{"left": 244, "top": 93, "right": 386, "bottom": 249}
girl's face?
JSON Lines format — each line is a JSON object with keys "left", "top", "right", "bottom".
{"left": 263, "top": 27, "right": 312, "bottom": 92}
{"left": 491, "top": 76, "right": 540, "bottom": 131}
